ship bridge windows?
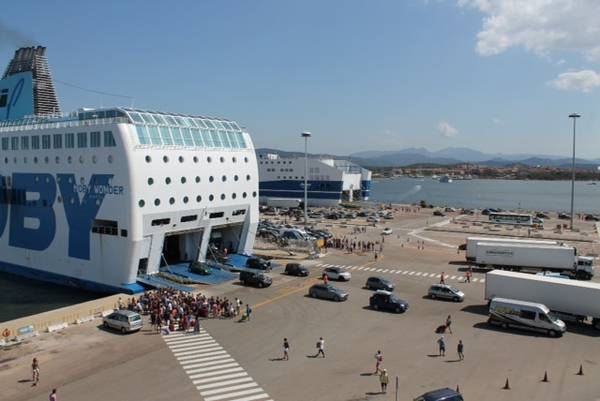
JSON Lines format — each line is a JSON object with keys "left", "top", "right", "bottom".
{"left": 21, "top": 136, "right": 29, "bottom": 150}
{"left": 90, "top": 131, "right": 101, "bottom": 147}
{"left": 1, "top": 138, "right": 7, "bottom": 150}
{"left": 104, "top": 131, "right": 116, "bottom": 147}
{"left": 10, "top": 137, "right": 18, "bottom": 150}
{"left": 42, "top": 135, "right": 51, "bottom": 149}
{"left": 65, "top": 133, "right": 75, "bottom": 148}
{"left": 77, "top": 132, "right": 87, "bottom": 148}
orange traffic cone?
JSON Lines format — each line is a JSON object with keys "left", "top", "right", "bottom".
{"left": 503, "top": 378, "right": 510, "bottom": 390}
{"left": 577, "top": 364, "right": 584, "bottom": 376}
{"left": 542, "top": 371, "right": 549, "bottom": 382}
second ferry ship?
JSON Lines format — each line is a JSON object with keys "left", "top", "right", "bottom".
{"left": 0, "top": 46, "right": 259, "bottom": 293}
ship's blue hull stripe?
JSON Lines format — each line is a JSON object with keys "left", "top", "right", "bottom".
{"left": 260, "top": 179, "right": 343, "bottom": 191}
{"left": 0, "top": 260, "right": 144, "bottom": 294}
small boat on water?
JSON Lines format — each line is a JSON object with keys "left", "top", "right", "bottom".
{"left": 439, "top": 175, "right": 453, "bottom": 183}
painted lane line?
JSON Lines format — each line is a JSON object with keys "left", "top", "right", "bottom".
{"left": 436, "top": 274, "right": 441, "bottom": 278}
{"left": 480, "top": 279, "right": 486, "bottom": 283}
{"left": 228, "top": 394, "right": 271, "bottom": 401}
{"left": 450, "top": 275, "right": 456, "bottom": 280}
{"left": 164, "top": 331, "right": 207, "bottom": 339}
{"left": 357, "top": 267, "right": 365, "bottom": 270}
{"left": 193, "top": 372, "right": 249, "bottom": 385}
{"left": 196, "top": 377, "right": 255, "bottom": 390}
{"left": 174, "top": 345, "right": 224, "bottom": 357}
{"left": 178, "top": 350, "right": 228, "bottom": 362}
{"left": 181, "top": 354, "right": 232, "bottom": 368}
{"left": 382, "top": 269, "right": 390, "bottom": 273}
{"left": 165, "top": 335, "right": 212, "bottom": 345}
{"left": 472, "top": 278, "right": 479, "bottom": 282}
{"left": 182, "top": 358, "right": 236, "bottom": 370}
{"left": 168, "top": 338, "right": 216, "bottom": 347}
{"left": 189, "top": 367, "right": 244, "bottom": 380}
{"left": 402, "top": 271, "right": 409, "bottom": 275}
{"left": 201, "top": 383, "right": 263, "bottom": 397}
{"left": 415, "top": 272, "right": 422, "bottom": 276}
{"left": 395, "top": 270, "right": 402, "bottom": 274}
{"left": 171, "top": 342, "right": 220, "bottom": 353}
{"left": 187, "top": 362, "right": 240, "bottom": 376}
{"left": 204, "top": 387, "right": 265, "bottom": 401}
{"left": 408, "top": 272, "right": 415, "bottom": 275}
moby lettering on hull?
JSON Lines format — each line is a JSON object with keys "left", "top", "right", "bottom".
{"left": 0, "top": 173, "right": 120, "bottom": 260}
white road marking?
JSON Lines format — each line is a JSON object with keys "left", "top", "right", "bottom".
{"left": 382, "top": 269, "right": 390, "bottom": 273}
{"left": 408, "top": 271, "right": 415, "bottom": 275}
{"left": 415, "top": 272, "right": 422, "bottom": 276}
{"left": 472, "top": 278, "right": 479, "bottom": 282}
{"left": 450, "top": 275, "right": 457, "bottom": 280}
{"left": 402, "top": 271, "right": 409, "bottom": 275}
{"left": 162, "top": 328, "right": 272, "bottom": 401}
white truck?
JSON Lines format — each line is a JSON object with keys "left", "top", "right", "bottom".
{"left": 465, "top": 237, "right": 558, "bottom": 261}
{"left": 485, "top": 270, "right": 600, "bottom": 330}
{"left": 466, "top": 237, "right": 594, "bottom": 280}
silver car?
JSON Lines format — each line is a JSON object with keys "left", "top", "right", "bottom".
{"left": 428, "top": 284, "right": 465, "bottom": 302}
{"left": 103, "top": 310, "right": 143, "bottom": 333}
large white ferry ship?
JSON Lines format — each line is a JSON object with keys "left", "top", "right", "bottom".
{"left": 0, "top": 47, "right": 258, "bottom": 293}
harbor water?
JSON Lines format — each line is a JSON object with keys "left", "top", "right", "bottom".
{"left": 370, "top": 178, "right": 600, "bottom": 214}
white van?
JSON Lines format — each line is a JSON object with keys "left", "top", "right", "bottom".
{"left": 488, "top": 298, "right": 566, "bottom": 337}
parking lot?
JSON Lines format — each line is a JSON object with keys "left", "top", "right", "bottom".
{"left": 2, "top": 207, "right": 600, "bottom": 401}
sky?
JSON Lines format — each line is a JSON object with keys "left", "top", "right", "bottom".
{"left": 2, "top": 0, "right": 600, "bottom": 158}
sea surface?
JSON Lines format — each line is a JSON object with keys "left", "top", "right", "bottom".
{"left": 0, "top": 273, "right": 100, "bottom": 323}
{"left": 370, "top": 178, "right": 600, "bottom": 214}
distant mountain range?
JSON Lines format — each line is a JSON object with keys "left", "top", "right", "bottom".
{"left": 256, "top": 147, "right": 600, "bottom": 169}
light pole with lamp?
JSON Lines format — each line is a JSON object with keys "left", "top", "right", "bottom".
{"left": 301, "top": 132, "right": 312, "bottom": 226}
{"left": 568, "top": 113, "right": 580, "bottom": 230}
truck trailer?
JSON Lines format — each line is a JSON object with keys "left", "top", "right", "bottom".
{"left": 485, "top": 270, "right": 600, "bottom": 330}
{"left": 465, "top": 237, "right": 558, "bottom": 261}
{"left": 469, "top": 240, "right": 593, "bottom": 280}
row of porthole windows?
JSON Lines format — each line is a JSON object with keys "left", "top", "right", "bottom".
{"left": 3, "top": 155, "right": 114, "bottom": 165}
{"left": 147, "top": 174, "right": 249, "bottom": 185}
{"left": 144, "top": 155, "right": 250, "bottom": 164}
{"left": 138, "top": 191, "right": 257, "bottom": 208}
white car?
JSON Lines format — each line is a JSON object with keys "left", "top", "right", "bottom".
{"left": 323, "top": 267, "right": 351, "bottom": 281}
{"left": 382, "top": 228, "right": 393, "bottom": 235}
{"left": 367, "top": 216, "right": 380, "bottom": 223}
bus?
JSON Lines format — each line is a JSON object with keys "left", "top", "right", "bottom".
{"left": 488, "top": 212, "right": 534, "bottom": 226}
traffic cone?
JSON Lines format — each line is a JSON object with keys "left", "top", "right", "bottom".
{"left": 542, "top": 371, "right": 549, "bottom": 382}
{"left": 577, "top": 364, "right": 584, "bottom": 376}
{"left": 456, "top": 385, "right": 460, "bottom": 393}
{"left": 503, "top": 378, "right": 510, "bottom": 390}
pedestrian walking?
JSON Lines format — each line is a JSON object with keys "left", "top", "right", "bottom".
{"left": 32, "top": 358, "right": 40, "bottom": 386}
{"left": 457, "top": 340, "right": 464, "bottom": 361}
{"left": 245, "top": 304, "right": 252, "bottom": 321}
{"left": 49, "top": 389, "right": 57, "bottom": 401}
{"left": 437, "top": 336, "right": 446, "bottom": 356}
{"left": 315, "top": 337, "right": 325, "bottom": 358}
{"left": 440, "top": 271, "right": 446, "bottom": 285}
{"left": 445, "top": 315, "right": 453, "bottom": 334}
{"left": 374, "top": 350, "right": 383, "bottom": 374}
{"left": 322, "top": 273, "right": 329, "bottom": 285}
{"left": 283, "top": 338, "right": 290, "bottom": 361}
{"left": 193, "top": 315, "right": 201, "bottom": 333}
{"left": 379, "top": 369, "right": 389, "bottom": 393}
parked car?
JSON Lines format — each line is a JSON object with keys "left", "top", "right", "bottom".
{"left": 428, "top": 284, "right": 464, "bottom": 302}
{"left": 308, "top": 284, "right": 348, "bottom": 301}
{"left": 365, "top": 276, "right": 394, "bottom": 291}
{"left": 585, "top": 214, "right": 600, "bottom": 221}
{"left": 246, "top": 257, "right": 271, "bottom": 271}
{"left": 367, "top": 216, "right": 380, "bottom": 223}
{"left": 536, "top": 212, "right": 549, "bottom": 219}
{"left": 239, "top": 270, "right": 272, "bottom": 288}
{"left": 103, "top": 310, "right": 143, "bottom": 333}
{"left": 382, "top": 227, "right": 393, "bottom": 235}
{"left": 369, "top": 290, "right": 408, "bottom": 313}
{"left": 444, "top": 207, "right": 456, "bottom": 212}
{"left": 285, "top": 263, "right": 309, "bottom": 277}
{"left": 323, "top": 267, "right": 351, "bottom": 281}
{"left": 433, "top": 210, "right": 445, "bottom": 217}
{"left": 558, "top": 212, "right": 571, "bottom": 220}
{"left": 460, "top": 208, "right": 474, "bottom": 215}
{"left": 413, "top": 388, "right": 464, "bottom": 401}
{"left": 189, "top": 261, "right": 211, "bottom": 275}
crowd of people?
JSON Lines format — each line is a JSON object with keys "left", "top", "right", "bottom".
{"left": 119, "top": 289, "right": 250, "bottom": 333}
{"left": 326, "top": 236, "right": 383, "bottom": 254}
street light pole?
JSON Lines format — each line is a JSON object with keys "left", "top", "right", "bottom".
{"left": 568, "top": 113, "right": 580, "bottom": 230}
{"left": 301, "top": 132, "right": 312, "bottom": 227}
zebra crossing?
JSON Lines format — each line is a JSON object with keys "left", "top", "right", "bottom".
{"left": 315, "top": 263, "right": 485, "bottom": 283}
{"left": 163, "top": 330, "right": 273, "bottom": 401}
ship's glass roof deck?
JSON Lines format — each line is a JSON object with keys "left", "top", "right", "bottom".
{"left": 0, "top": 107, "right": 248, "bottom": 150}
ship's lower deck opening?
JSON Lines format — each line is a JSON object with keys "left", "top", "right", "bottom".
{"left": 161, "top": 229, "right": 203, "bottom": 266}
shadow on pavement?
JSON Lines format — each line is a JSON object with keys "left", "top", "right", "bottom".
{"left": 472, "top": 322, "right": 560, "bottom": 338}
{"left": 461, "top": 304, "right": 489, "bottom": 316}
